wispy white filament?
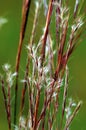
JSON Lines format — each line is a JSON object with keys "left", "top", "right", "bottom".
{"left": 2, "top": 63, "right": 11, "bottom": 71}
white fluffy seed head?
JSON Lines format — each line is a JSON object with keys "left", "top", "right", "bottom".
{"left": 2, "top": 63, "right": 11, "bottom": 72}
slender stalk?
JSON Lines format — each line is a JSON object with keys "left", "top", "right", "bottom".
{"left": 20, "top": 0, "right": 41, "bottom": 117}
{"left": 14, "top": 0, "right": 31, "bottom": 125}
{"left": 28, "top": 79, "right": 34, "bottom": 127}
{"left": 54, "top": 18, "right": 69, "bottom": 81}
{"left": 41, "top": 0, "right": 54, "bottom": 66}
{"left": 1, "top": 79, "right": 7, "bottom": 115}
{"left": 15, "top": 0, "right": 31, "bottom": 73}
{"left": 42, "top": 91, "right": 48, "bottom": 130}
{"left": 33, "top": 85, "right": 40, "bottom": 130}
{"left": 64, "top": 101, "right": 82, "bottom": 130}
{"left": 56, "top": 1, "right": 61, "bottom": 47}
{"left": 1, "top": 78, "right": 11, "bottom": 130}
{"left": 37, "top": 80, "right": 55, "bottom": 126}
{"left": 20, "top": 58, "right": 29, "bottom": 116}
{"left": 30, "top": 0, "right": 41, "bottom": 46}
{"left": 48, "top": 34, "right": 54, "bottom": 77}
{"left": 25, "top": 78, "right": 34, "bottom": 129}
{"left": 7, "top": 84, "right": 11, "bottom": 130}
{"left": 60, "top": 66, "right": 69, "bottom": 129}
{"left": 74, "top": 0, "right": 79, "bottom": 18}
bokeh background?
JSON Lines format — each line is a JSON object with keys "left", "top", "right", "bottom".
{"left": 0, "top": 0, "right": 86, "bottom": 130}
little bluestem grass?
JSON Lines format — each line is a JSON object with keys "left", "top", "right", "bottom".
{"left": 0, "top": 0, "right": 85, "bottom": 130}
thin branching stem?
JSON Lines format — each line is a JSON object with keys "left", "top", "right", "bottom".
{"left": 64, "top": 101, "right": 82, "bottom": 130}
{"left": 41, "top": 0, "right": 54, "bottom": 66}
{"left": 30, "top": 0, "right": 41, "bottom": 46}
{"left": 54, "top": 18, "right": 69, "bottom": 81}
{"left": 20, "top": 0, "right": 41, "bottom": 117}
{"left": 33, "top": 86, "right": 40, "bottom": 130}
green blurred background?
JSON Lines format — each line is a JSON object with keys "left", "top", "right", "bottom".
{"left": 0, "top": 0, "right": 86, "bottom": 130}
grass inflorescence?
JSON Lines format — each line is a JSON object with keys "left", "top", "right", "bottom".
{"left": 0, "top": 0, "right": 85, "bottom": 130}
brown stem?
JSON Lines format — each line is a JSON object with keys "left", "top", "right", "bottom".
{"left": 41, "top": 0, "right": 54, "bottom": 66}
{"left": 1, "top": 79, "right": 11, "bottom": 130}
{"left": 1, "top": 79, "right": 8, "bottom": 116}
{"left": 14, "top": 0, "right": 31, "bottom": 125}
{"left": 54, "top": 18, "right": 68, "bottom": 81}
{"left": 15, "top": 0, "right": 31, "bottom": 73}
{"left": 33, "top": 85, "right": 40, "bottom": 130}
{"left": 56, "top": 1, "right": 61, "bottom": 47}
{"left": 37, "top": 80, "right": 55, "bottom": 126}
{"left": 20, "top": 0, "right": 40, "bottom": 116}
{"left": 7, "top": 84, "right": 11, "bottom": 130}
{"left": 42, "top": 91, "right": 47, "bottom": 130}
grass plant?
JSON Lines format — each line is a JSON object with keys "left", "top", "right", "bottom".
{"left": 0, "top": 0, "right": 85, "bottom": 130}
